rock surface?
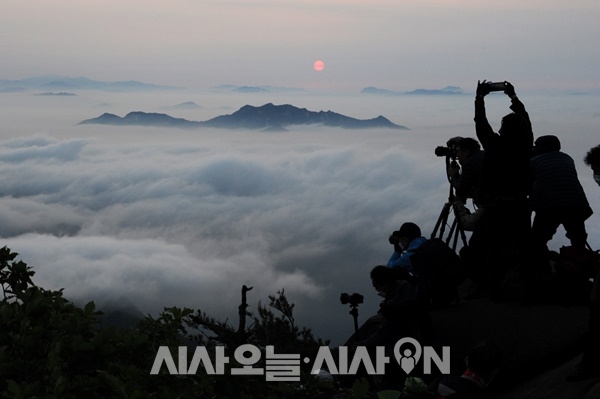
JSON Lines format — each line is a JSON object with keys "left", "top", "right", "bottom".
{"left": 429, "top": 297, "right": 595, "bottom": 397}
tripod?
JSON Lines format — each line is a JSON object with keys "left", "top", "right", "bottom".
{"left": 431, "top": 158, "right": 469, "bottom": 251}
{"left": 348, "top": 304, "right": 360, "bottom": 339}
{"left": 340, "top": 293, "right": 364, "bottom": 341}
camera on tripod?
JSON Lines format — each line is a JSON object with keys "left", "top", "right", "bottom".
{"left": 340, "top": 292, "right": 363, "bottom": 338}
{"left": 432, "top": 137, "right": 469, "bottom": 251}
{"left": 435, "top": 136, "right": 463, "bottom": 160}
{"left": 340, "top": 292, "right": 364, "bottom": 307}
{"left": 434, "top": 145, "right": 457, "bottom": 159}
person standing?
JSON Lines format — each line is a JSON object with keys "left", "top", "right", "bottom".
{"left": 530, "top": 135, "right": 592, "bottom": 255}
{"left": 473, "top": 80, "right": 534, "bottom": 299}
{"left": 568, "top": 144, "right": 600, "bottom": 381}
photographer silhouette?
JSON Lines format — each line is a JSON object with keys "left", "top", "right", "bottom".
{"left": 474, "top": 80, "right": 534, "bottom": 300}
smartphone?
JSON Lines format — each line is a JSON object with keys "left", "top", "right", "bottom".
{"left": 487, "top": 82, "right": 506, "bottom": 92}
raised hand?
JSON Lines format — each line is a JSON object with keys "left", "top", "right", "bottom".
{"left": 504, "top": 81, "right": 516, "bottom": 98}
{"left": 476, "top": 80, "right": 491, "bottom": 97}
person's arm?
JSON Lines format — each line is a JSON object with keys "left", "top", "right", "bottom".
{"left": 505, "top": 81, "right": 533, "bottom": 130}
{"left": 504, "top": 81, "right": 524, "bottom": 113}
{"left": 387, "top": 251, "right": 402, "bottom": 266}
{"left": 453, "top": 200, "right": 483, "bottom": 231}
{"left": 387, "top": 251, "right": 412, "bottom": 270}
{"left": 474, "top": 80, "right": 496, "bottom": 149}
{"left": 505, "top": 81, "right": 534, "bottom": 153}
{"left": 454, "top": 156, "right": 480, "bottom": 201}
{"left": 447, "top": 162, "right": 461, "bottom": 190}
{"left": 509, "top": 96, "right": 526, "bottom": 114}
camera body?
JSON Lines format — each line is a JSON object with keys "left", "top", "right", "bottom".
{"left": 388, "top": 230, "right": 400, "bottom": 245}
{"left": 340, "top": 292, "right": 364, "bottom": 306}
{"left": 486, "top": 81, "right": 506, "bottom": 92}
{"left": 435, "top": 146, "right": 456, "bottom": 158}
{"left": 435, "top": 136, "right": 463, "bottom": 159}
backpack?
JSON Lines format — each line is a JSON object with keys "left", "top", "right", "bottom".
{"left": 409, "top": 238, "right": 465, "bottom": 307}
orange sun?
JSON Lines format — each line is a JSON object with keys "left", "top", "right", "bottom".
{"left": 313, "top": 60, "right": 325, "bottom": 72}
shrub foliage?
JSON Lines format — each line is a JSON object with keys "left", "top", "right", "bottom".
{"left": 0, "top": 246, "right": 360, "bottom": 399}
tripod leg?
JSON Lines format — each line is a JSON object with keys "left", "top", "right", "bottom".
{"left": 431, "top": 202, "right": 452, "bottom": 240}
{"left": 451, "top": 202, "right": 469, "bottom": 248}
{"left": 447, "top": 218, "right": 459, "bottom": 250}
{"left": 350, "top": 307, "right": 360, "bottom": 340}
{"left": 353, "top": 315, "right": 359, "bottom": 340}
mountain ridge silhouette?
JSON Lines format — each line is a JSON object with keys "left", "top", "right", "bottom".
{"left": 78, "top": 103, "right": 407, "bottom": 131}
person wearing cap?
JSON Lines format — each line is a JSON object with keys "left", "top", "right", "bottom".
{"left": 387, "top": 222, "right": 427, "bottom": 273}
{"left": 530, "top": 135, "right": 592, "bottom": 255}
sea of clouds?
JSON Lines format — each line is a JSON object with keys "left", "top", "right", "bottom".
{"left": 1, "top": 90, "right": 599, "bottom": 344}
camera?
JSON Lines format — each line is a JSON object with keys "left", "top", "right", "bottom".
{"left": 388, "top": 230, "right": 400, "bottom": 245}
{"left": 435, "top": 146, "right": 456, "bottom": 158}
{"left": 435, "top": 136, "right": 463, "bottom": 159}
{"left": 340, "top": 292, "right": 364, "bottom": 306}
{"left": 486, "top": 81, "right": 506, "bottom": 92}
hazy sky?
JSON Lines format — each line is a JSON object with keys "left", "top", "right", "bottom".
{"left": 3, "top": 1, "right": 600, "bottom": 92}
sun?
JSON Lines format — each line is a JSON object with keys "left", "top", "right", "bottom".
{"left": 313, "top": 60, "right": 325, "bottom": 72}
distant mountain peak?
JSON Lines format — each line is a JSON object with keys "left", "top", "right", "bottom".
{"left": 213, "top": 84, "right": 305, "bottom": 93}
{"left": 79, "top": 103, "right": 407, "bottom": 131}
{"left": 0, "top": 75, "right": 181, "bottom": 92}
{"left": 201, "top": 103, "right": 405, "bottom": 130}
{"left": 35, "top": 92, "right": 77, "bottom": 96}
{"left": 405, "top": 86, "right": 465, "bottom": 95}
{"left": 361, "top": 86, "right": 465, "bottom": 96}
{"left": 235, "top": 86, "right": 269, "bottom": 93}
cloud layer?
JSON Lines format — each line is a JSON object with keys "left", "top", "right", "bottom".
{"left": 2, "top": 91, "right": 599, "bottom": 345}
{"left": 0, "top": 129, "right": 449, "bottom": 343}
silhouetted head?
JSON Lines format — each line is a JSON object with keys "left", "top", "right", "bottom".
{"left": 370, "top": 265, "right": 413, "bottom": 292}
{"left": 499, "top": 112, "right": 530, "bottom": 140}
{"left": 456, "top": 137, "right": 481, "bottom": 163}
{"left": 370, "top": 265, "right": 392, "bottom": 293}
{"left": 397, "top": 222, "right": 421, "bottom": 242}
{"left": 584, "top": 144, "right": 600, "bottom": 174}
{"left": 457, "top": 137, "right": 481, "bottom": 153}
{"left": 532, "top": 135, "right": 561, "bottom": 156}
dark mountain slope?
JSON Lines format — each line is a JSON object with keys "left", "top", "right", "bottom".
{"left": 79, "top": 103, "right": 407, "bottom": 130}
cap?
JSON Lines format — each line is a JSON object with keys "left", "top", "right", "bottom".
{"left": 534, "top": 135, "right": 561, "bottom": 153}
{"left": 397, "top": 222, "right": 421, "bottom": 240}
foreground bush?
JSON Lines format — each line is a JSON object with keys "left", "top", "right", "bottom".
{"left": 0, "top": 246, "right": 351, "bottom": 399}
